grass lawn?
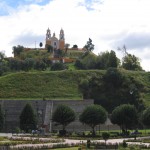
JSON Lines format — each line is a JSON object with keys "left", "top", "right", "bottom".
{"left": 50, "top": 147, "right": 79, "bottom": 150}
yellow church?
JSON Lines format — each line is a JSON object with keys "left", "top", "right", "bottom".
{"left": 21, "top": 28, "right": 85, "bottom": 63}
{"left": 45, "top": 28, "right": 65, "bottom": 50}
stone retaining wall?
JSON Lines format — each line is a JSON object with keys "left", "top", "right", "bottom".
{"left": 0, "top": 99, "right": 119, "bottom": 133}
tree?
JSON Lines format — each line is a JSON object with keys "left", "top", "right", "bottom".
{"left": 141, "top": 107, "right": 150, "bottom": 127}
{"left": 96, "top": 50, "right": 119, "bottom": 69}
{"left": 72, "top": 44, "right": 78, "bottom": 49}
{"left": 74, "top": 59, "right": 85, "bottom": 69}
{"left": 79, "top": 104, "right": 107, "bottom": 136}
{"left": 89, "top": 68, "right": 144, "bottom": 112}
{"left": 122, "top": 54, "right": 142, "bottom": 71}
{"left": 12, "top": 45, "right": 24, "bottom": 57}
{"left": 0, "top": 105, "right": 4, "bottom": 131}
{"left": 64, "top": 43, "right": 70, "bottom": 54}
{"left": 118, "top": 44, "right": 128, "bottom": 56}
{"left": 103, "top": 68, "right": 124, "bottom": 88}
{"left": 81, "top": 53, "right": 97, "bottom": 69}
{"left": 0, "top": 53, "right": 9, "bottom": 76}
{"left": 34, "top": 60, "right": 47, "bottom": 71}
{"left": 23, "top": 58, "right": 35, "bottom": 71}
{"left": 20, "top": 103, "right": 37, "bottom": 133}
{"left": 102, "top": 132, "right": 110, "bottom": 145}
{"left": 51, "top": 62, "right": 66, "bottom": 71}
{"left": 46, "top": 44, "right": 53, "bottom": 53}
{"left": 108, "top": 50, "right": 119, "bottom": 68}
{"left": 0, "top": 52, "right": 5, "bottom": 62}
{"left": 56, "top": 49, "right": 64, "bottom": 58}
{"left": 39, "top": 42, "right": 43, "bottom": 48}
{"left": 118, "top": 45, "right": 142, "bottom": 71}
{"left": 52, "top": 104, "right": 76, "bottom": 134}
{"left": 79, "top": 79, "right": 90, "bottom": 99}
{"left": 84, "top": 38, "right": 94, "bottom": 53}
{"left": 8, "top": 58, "right": 22, "bottom": 71}
{"left": 111, "top": 104, "right": 138, "bottom": 133}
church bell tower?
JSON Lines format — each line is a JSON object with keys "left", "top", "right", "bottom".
{"left": 59, "top": 28, "right": 65, "bottom": 50}
{"left": 45, "top": 28, "right": 51, "bottom": 47}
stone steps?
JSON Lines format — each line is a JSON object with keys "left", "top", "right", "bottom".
{"left": 44, "top": 101, "right": 53, "bottom": 126}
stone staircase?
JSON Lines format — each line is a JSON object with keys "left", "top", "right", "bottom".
{"left": 44, "top": 101, "right": 53, "bottom": 131}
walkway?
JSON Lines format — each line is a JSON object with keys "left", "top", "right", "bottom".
{"left": 1, "top": 133, "right": 150, "bottom": 149}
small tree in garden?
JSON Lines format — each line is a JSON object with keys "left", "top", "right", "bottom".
{"left": 102, "top": 132, "right": 110, "bottom": 145}
{"left": 20, "top": 103, "right": 37, "bottom": 133}
{"left": 111, "top": 104, "right": 138, "bottom": 134}
{"left": 15, "top": 127, "right": 20, "bottom": 135}
{"left": 79, "top": 104, "right": 107, "bottom": 136}
{"left": 52, "top": 104, "right": 76, "bottom": 135}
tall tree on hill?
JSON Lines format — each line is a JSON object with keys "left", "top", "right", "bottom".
{"left": 84, "top": 38, "right": 94, "bottom": 54}
{"left": 96, "top": 50, "right": 119, "bottom": 69}
{"left": 0, "top": 52, "right": 5, "bottom": 62}
{"left": 20, "top": 103, "right": 37, "bottom": 133}
{"left": 64, "top": 43, "right": 70, "bottom": 54}
{"left": 80, "top": 68, "right": 144, "bottom": 112}
{"left": 118, "top": 45, "right": 142, "bottom": 71}
{"left": 39, "top": 42, "right": 43, "bottom": 48}
{"left": 72, "top": 44, "right": 78, "bottom": 49}
{"left": 12, "top": 45, "right": 24, "bottom": 57}
{"left": 122, "top": 53, "right": 142, "bottom": 71}
{"left": 0, "top": 52, "right": 9, "bottom": 76}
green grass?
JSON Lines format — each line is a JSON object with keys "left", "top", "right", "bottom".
{"left": 0, "top": 70, "right": 104, "bottom": 100}
{"left": 50, "top": 147, "right": 79, "bottom": 150}
{"left": 0, "top": 70, "right": 150, "bottom": 104}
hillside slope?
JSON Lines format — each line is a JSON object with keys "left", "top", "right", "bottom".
{"left": 0, "top": 70, "right": 104, "bottom": 100}
{"left": 0, "top": 70, "right": 149, "bottom": 104}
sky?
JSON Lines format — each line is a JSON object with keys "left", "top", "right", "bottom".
{"left": 0, "top": 0, "right": 150, "bottom": 71}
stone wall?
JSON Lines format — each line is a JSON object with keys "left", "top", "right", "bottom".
{"left": 0, "top": 99, "right": 94, "bottom": 132}
{"left": 0, "top": 99, "right": 119, "bottom": 133}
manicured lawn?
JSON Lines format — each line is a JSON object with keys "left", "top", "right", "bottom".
{"left": 47, "top": 147, "right": 79, "bottom": 150}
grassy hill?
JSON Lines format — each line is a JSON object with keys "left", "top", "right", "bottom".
{"left": 0, "top": 70, "right": 150, "bottom": 105}
{"left": 18, "top": 49, "right": 84, "bottom": 60}
{"left": 0, "top": 70, "right": 104, "bottom": 100}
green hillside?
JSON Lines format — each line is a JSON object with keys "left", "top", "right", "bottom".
{"left": 0, "top": 70, "right": 104, "bottom": 100}
{"left": 0, "top": 70, "right": 150, "bottom": 105}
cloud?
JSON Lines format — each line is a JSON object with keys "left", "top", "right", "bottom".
{"left": 11, "top": 32, "right": 44, "bottom": 48}
{"left": 110, "top": 32, "right": 150, "bottom": 50}
{"left": 0, "top": 0, "right": 150, "bottom": 71}
{"left": 0, "top": 1, "right": 14, "bottom": 15}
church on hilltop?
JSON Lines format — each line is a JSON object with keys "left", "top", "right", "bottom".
{"left": 18, "top": 28, "right": 85, "bottom": 63}
{"left": 45, "top": 28, "right": 65, "bottom": 50}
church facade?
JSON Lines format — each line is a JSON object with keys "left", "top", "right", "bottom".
{"left": 45, "top": 28, "right": 65, "bottom": 50}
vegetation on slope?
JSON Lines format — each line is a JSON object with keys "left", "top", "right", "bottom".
{"left": 0, "top": 71, "right": 79, "bottom": 100}
{"left": 0, "top": 70, "right": 149, "bottom": 106}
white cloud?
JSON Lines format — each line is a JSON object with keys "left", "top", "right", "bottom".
{"left": 0, "top": 0, "right": 150, "bottom": 71}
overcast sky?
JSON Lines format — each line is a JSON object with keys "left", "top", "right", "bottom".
{"left": 0, "top": 0, "right": 150, "bottom": 71}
